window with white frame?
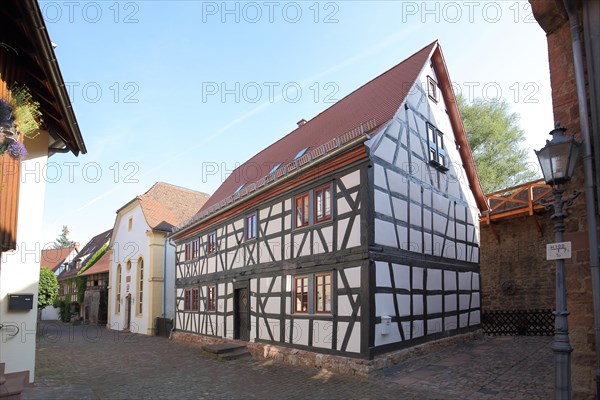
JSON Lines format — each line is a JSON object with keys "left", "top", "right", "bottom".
{"left": 246, "top": 213, "right": 257, "bottom": 240}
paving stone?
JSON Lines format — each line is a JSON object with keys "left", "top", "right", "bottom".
{"left": 22, "top": 322, "right": 553, "bottom": 399}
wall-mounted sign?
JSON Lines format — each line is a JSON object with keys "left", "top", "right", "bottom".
{"left": 547, "top": 241, "right": 572, "bottom": 260}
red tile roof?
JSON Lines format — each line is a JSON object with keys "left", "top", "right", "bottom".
{"left": 40, "top": 245, "right": 78, "bottom": 272}
{"left": 199, "top": 41, "right": 438, "bottom": 215}
{"left": 137, "top": 182, "right": 211, "bottom": 231}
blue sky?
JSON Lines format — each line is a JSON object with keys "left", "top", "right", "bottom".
{"left": 39, "top": 0, "right": 553, "bottom": 246}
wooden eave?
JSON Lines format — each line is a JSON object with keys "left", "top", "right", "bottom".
{"left": 430, "top": 45, "right": 488, "bottom": 212}
{"left": 1, "top": 0, "right": 86, "bottom": 155}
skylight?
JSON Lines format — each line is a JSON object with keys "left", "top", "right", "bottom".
{"left": 294, "top": 147, "right": 309, "bottom": 160}
{"left": 269, "top": 163, "right": 281, "bottom": 174}
{"left": 234, "top": 183, "right": 245, "bottom": 194}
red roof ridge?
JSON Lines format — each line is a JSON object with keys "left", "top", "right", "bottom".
{"left": 142, "top": 181, "right": 211, "bottom": 198}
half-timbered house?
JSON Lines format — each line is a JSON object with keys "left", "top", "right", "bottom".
{"left": 171, "top": 41, "right": 487, "bottom": 365}
{"left": 107, "top": 182, "right": 210, "bottom": 335}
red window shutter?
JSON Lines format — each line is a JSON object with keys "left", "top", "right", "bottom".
{"left": 0, "top": 152, "right": 21, "bottom": 252}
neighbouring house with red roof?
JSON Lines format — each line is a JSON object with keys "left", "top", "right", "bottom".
{"left": 170, "top": 41, "right": 487, "bottom": 372}
{"left": 107, "top": 182, "right": 210, "bottom": 335}
{"left": 0, "top": 0, "right": 87, "bottom": 395}
{"left": 55, "top": 229, "right": 112, "bottom": 323}
{"left": 40, "top": 245, "right": 79, "bottom": 277}
{"left": 39, "top": 244, "right": 79, "bottom": 321}
{"left": 79, "top": 240, "right": 112, "bottom": 325}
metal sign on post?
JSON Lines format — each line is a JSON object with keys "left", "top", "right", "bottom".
{"left": 547, "top": 241, "right": 572, "bottom": 260}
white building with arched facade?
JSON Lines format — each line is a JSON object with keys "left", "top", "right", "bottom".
{"left": 107, "top": 182, "right": 210, "bottom": 335}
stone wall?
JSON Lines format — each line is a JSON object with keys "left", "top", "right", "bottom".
{"left": 480, "top": 214, "right": 555, "bottom": 312}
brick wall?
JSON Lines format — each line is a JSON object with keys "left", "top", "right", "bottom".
{"left": 529, "top": 1, "right": 598, "bottom": 398}
{"left": 480, "top": 214, "right": 555, "bottom": 312}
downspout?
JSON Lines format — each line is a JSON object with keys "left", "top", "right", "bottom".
{"left": 563, "top": 0, "right": 600, "bottom": 397}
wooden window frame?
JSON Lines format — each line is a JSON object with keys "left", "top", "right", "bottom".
{"left": 246, "top": 213, "right": 257, "bottom": 241}
{"left": 192, "top": 288, "right": 199, "bottom": 312}
{"left": 207, "top": 285, "right": 216, "bottom": 312}
{"left": 314, "top": 273, "right": 332, "bottom": 314}
{"left": 185, "top": 243, "right": 191, "bottom": 261}
{"left": 191, "top": 239, "right": 199, "bottom": 259}
{"left": 116, "top": 264, "right": 122, "bottom": 314}
{"left": 207, "top": 232, "right": 217, "bottom": 254}
{"left": 137, "top": 258, "right": 144, "bottom": 315}
{"left": 294, "top": 276, "right": 309, "bottom": 314}
{"left": 314, "top": 185, "right": 332, "bottom": 223}
{"left": 184, "top": 288, "right": 199, "bottom": 312}
{"left": 426, "top": 122, "right": 449, "bottom": 172}
{"left": 294, "top": 192, "right": 310, "bottom": 229}
{"left": 427, "top": 75, "right": 438, "bottom": 103}
{"left": 184, "top": 288, "right": 191, "bottom": 311}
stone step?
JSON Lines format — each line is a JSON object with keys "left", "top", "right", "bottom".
{"left": 0, "top": 363, "right": 26, "bottom": 399}
{"left": 201, "top": 343, "right": 246, "bottom": 355}
{"left": 201, "top": 343, "right": 251, "bottom": 361}
{"left": 218, "top": 348, "right": 252, "bottom": 361}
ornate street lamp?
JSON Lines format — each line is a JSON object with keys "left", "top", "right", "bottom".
{"left": 535, "top": 122, "right": 582, "bottom": 400}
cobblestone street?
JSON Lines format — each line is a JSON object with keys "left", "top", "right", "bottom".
{"left": 22, "top": 322, "right": 552, "bottom": 399}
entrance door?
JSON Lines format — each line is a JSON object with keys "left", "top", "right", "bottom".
{"left": 125, "top": 294, "right": 132, "bottom": 331}
{"left": 234, "top": 287, "right": 249, "bottom": 341}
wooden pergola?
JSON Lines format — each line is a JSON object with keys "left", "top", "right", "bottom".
{"left": 480, "top": 179, "right": 553, "bottom": 243}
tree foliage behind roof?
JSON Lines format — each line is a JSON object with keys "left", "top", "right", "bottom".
{"left": 38, "top": 266, "right": 59, "bottom": 309}
{"left": 78, "top": 243, "right": 108, "bottom": 276}
{"left": 53, "top": 225, "right": 75, "bottom": 249}
{"left": 457, "top": 94, "right": 539, "bottom": 193}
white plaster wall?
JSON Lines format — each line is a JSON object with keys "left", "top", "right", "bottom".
{"left": 108, "top": 204, "right": 150, "bottom": 333}
{"left": 0, "top": 131, "right": 49, "bottom": 382}
{"left": 41, "top": 305, "right": 60, "bottom": 320}
{"left": 164, "top": 241, "right": 175, "bottom": 319}
{"left": 367, "top": 64, "right": 481, "bottom": 260}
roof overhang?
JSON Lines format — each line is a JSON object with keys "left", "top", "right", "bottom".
{"left": 1, "top": 0, "right": 86, "bottom": 155}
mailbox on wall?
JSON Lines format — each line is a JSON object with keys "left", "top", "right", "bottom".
{"left": 8, "top": 293, "right": 34, "bottom": 310}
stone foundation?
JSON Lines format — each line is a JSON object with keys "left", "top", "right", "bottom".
{"left": 171, "top": 330, "right": 482, "bottom": 377}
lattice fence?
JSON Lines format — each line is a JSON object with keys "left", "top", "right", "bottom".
{"left": 482, "top": 309, "right": 554, "bottom": 336}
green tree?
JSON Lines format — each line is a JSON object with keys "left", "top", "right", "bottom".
{"left": 457, "top": 94, "right": 539, "bottom": 193}
{"left": 38, "top": 266, "right": 59, "bottom": 309}
{"left": 53, "top": 225, "right": 74, "bottom": 249}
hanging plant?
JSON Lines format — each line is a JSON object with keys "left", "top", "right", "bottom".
{"left": 0, "top": 133, "right": 27, "bottom": 160}
{"left": 10, "top": 85, "right": 43, "bottom": 139}
{"left": 0, "top": 84, "right": 42, "bottom": 161}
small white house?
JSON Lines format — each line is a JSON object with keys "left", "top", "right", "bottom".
{"left": 107, "top": 182, "right": 209, "bottom": 335}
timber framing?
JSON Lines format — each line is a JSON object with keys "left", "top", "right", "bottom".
{"left": 172, "top": 41, "right": 485, "bottom": 362}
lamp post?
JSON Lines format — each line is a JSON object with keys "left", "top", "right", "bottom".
{"left": 535, "top": 122, "right": 582, "bottom": 400}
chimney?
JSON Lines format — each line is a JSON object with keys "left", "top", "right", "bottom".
{"left": 297, "top": 119, "right": 307, "bottom": 127}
